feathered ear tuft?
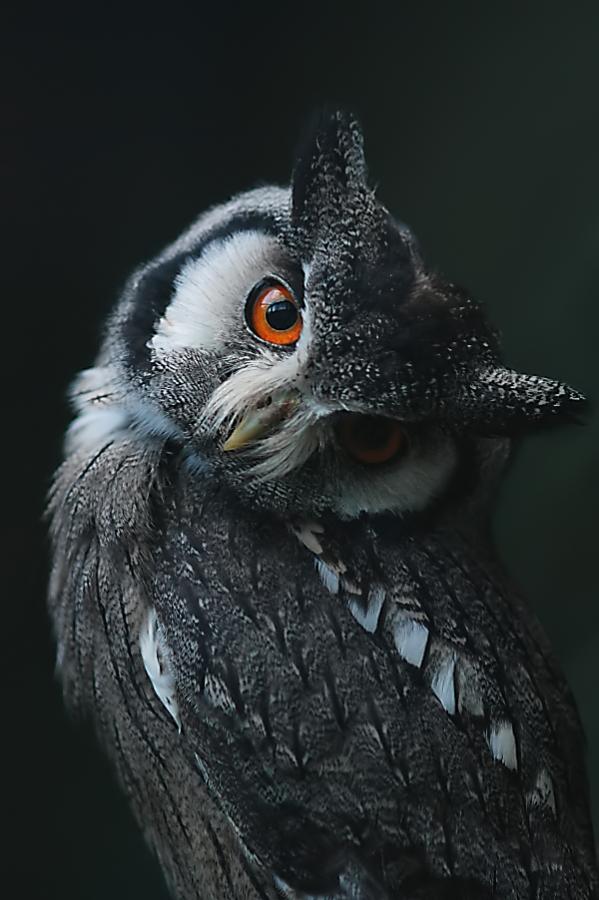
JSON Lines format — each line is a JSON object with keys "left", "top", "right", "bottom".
{"left": 454, "top": 366, "right": 587, "bottom": 433}
{"left": 291, "top": 110, "right": 370, "bottom": 240}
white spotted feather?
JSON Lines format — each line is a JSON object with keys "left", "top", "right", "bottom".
{"left": 139, "top": 608, "right": 181, "bottom": 730}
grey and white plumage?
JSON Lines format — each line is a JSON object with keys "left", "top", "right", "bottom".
{"left": 48, "top": 112, "right": 598, "bottom": 898}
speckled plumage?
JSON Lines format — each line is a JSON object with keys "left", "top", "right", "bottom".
{"left": 48, "top": 112, "right": 597, "bottom": 898}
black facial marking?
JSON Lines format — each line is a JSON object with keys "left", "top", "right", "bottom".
{"left": 122, "top": 210, "right": 280, "bottom": 371}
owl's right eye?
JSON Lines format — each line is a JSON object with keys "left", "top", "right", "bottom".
{"left": 245, "top": 278, "right": 302, "bottom": 347}
{"left": 336, "top": 414, "right": 407, "bottom": 465}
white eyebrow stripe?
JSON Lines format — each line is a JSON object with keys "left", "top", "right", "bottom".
{"left": 150, "top": 230, "right": 281, "bottom": 354}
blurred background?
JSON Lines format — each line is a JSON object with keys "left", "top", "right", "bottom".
{"left": 3, "top": 2, "right": 598, "bottom": 897}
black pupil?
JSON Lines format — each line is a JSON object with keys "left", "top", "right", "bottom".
{"left": 265, "top": 299, "right": 297, "bottom": 331}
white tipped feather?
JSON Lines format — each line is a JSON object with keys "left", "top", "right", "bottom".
{"left": 393, "top": 616, "right": 430, "bottom": 667}
{"left": 291, "top": 520, "right": 325, "bottom": 555}
{"left": 348, "top": 585, "right": 386, "bottom": 634}
{"left": 430, "top": 652, "right": 457, "bottom": 715}
{"left": 487, "top": 719, "right": 518, "bottom": 771}
{"left": 140, "top": 609, "right": 181, "bottom": 730}
{"left": 315, "top": 558, "right": 340, "bottom": 594}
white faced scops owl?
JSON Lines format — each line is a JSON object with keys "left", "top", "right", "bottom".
{"left": 48, "top": 112, "right": 598, "bottom": 900}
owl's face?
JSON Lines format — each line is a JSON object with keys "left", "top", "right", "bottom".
{"left": 71, "top": 113, "right": 582, "bottom": 518}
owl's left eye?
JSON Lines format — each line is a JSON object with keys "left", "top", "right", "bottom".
{"left": 245, "top": 278, "right": 302, "bottom": 347}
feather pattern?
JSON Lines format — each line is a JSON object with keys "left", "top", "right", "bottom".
{"left": 47, "top": 111, "right": 597, "bottom": 899}
{"left": 48, "top": 439, "right": 598, "bottom": 898}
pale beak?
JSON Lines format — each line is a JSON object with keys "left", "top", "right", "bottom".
{"left": 222, "top": 393, "right": 300, "bottom": 451}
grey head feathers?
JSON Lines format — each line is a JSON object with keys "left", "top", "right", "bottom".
{"left": 67, "top": 111, "right": 583, "bottom": 521}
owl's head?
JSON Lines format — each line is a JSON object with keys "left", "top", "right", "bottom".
{"left": 70, "top": 112, "right": 583, "bottom": 518}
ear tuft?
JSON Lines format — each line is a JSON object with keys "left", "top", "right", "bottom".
{"left": 457, "top": 367, "right": 587, "bottom": 432}
{"left": 291, "top": 109, "right": 369, "bottom": 237}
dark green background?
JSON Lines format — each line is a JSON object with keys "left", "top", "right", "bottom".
{"left": 4, "top": 3, "right": 598, "bottom": 897}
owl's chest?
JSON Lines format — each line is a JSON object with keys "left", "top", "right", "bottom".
{"left": 161, "top": 494, "right": 566, "bottom": 783}
{"left": 150, "top": 489, "right": 593, "bottom": 885}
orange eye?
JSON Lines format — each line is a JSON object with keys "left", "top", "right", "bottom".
{"left": 246, "top": 279, "right": 302, "bottom": 346}
{"left": 336, "top": 414, "right": 407, "bottom": 465}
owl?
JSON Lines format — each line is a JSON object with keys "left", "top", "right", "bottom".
{"left": 48, "top": 111, "right": 598, "bottom": 899}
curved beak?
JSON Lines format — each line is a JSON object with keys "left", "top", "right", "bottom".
{"left": 222, "top": 392, "right": 301, "bottom": 451}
